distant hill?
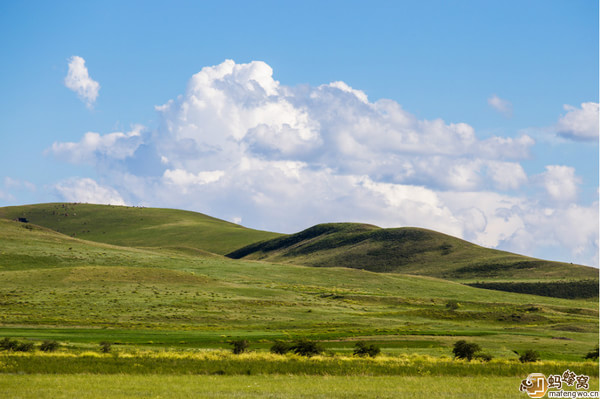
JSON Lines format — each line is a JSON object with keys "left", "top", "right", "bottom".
{"left": 0, "top": 215, "right": 200, "bottom": 272}
{"left": 1, "top": 203, "right": 596, "bottom": 295}
{"left": 227, "top": 223, "right": 598, "bottom": 282}
{"left": 0, "top": 203, "right": 281, "bottom": 255}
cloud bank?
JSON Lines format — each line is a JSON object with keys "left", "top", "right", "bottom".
{"left": 64, "top": 56, "right": 100, "bottom": 109}
{"left": 49, "top": 60, "right": 598, "bottom": 266}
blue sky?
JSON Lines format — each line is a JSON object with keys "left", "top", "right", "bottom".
{"left": 1, "top": 1, "right": 598, "bottom": 266}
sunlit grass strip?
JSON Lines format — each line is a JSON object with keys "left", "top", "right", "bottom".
{"left": 5, "top": 375, "right": 599, "bottom": 399}
{"left": 1, "top": 351, "right": 597, "bottom": 376}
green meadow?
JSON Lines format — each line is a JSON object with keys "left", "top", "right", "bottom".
{"left": 4, "top": 374, "right": 597, "bottom": 399}
{"left": 1, "top": 352, "right": 598, "bottom": 398}
{"left": 0, "top": 203, "right": 597, "bottom": 396}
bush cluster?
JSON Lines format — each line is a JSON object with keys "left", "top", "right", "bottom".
{"left": 238, "top": 339, "right": 380, "bottom": 358}
{"left": 268, "top": 340, "right": 381, "bottom": 358}
{"left": 452, "top": 340, "right": 481, "bottom": 361}
{"left": 269, "top": 340, "right": 292, "bottom": 355}
{"left": 291, "top": 339, "right": 323, "bottom": 357}
{"left": 0, "top": 337, "right": 18, "bottom": 351}
{"left": 268, "top": 339, "right": 325, "bottom": 357}
{"left": 40, "top": 340, "right": 60, "bottom": 352}
{"left": 353, "top": 341, "right": 380, "bottom": 357}
{"left": 0, "top": 337, "right": 37, "bottom": 352}
{"left": 229, "top": 339, "right": 249, "bottom": 355}
{"left": 451, "top": 340, "right": 493, "bottom": 362}
{"left": 100, "top": 341, "right": 112, "bottom": 354}
{"left": 5, "top": 336, "right": 594, "bottom": 362}
{"left": 518, "top": 349, "right": 540, "bottom": 363}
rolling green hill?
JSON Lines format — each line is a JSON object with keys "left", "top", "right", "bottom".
{"left": 0, "top": 203, "right": 281, "bottom": 255}
{"left": 4, "top": 203, "right": 595, "bottom": 285}
{"left": 0, "top": 214, "right": 597, "bottom": 361}
{"left": 227, "top": 223, "right": 598, "bottom": 283}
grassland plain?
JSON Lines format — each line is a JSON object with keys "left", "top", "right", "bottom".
{"left": 0, "top": 203, "right": 598, "bottom": 397}
{"left": 0, "top": 352, "right": 598, "bottom": 398}
{"left": 5, "top": 374, "right": 597, "bottom": 399}
{"left": 0, "top": 210, "right": 598, "bottom": 359}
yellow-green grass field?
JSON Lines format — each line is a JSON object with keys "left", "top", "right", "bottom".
{"left": 1, "top": 351, "right": 598, "bottom": 398}
{"left": 1, "top": 351, "right": 598, "bottom": 376}
{"left": 2, "top": 374, "right": 598, "bottom": 399}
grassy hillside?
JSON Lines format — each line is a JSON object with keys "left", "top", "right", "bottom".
{"left": 227, "top": 223, "right": 598, "bottom": 283}
{"left": 0, "top": 215, "right": 597, "bottom": 361}
{"left": 0, "top": 203, "right": 281, "bottom": 255}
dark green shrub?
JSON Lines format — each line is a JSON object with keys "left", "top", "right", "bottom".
{"left": 230, "top": 339, "right": 249, "bottom": 355}
{"left": 40, "top": 340, "right": 59, "bottom": 352}
{"left": 474, "top": 352, "right": 493, "bottom": 362}
{"left": 270, "top": 340, "right": 291, "bottom": 355}
{"left": 99, "top": 341, "right": 112, "bottom": 354}
{"left": 291, "top": 339, "right": 323, "bottom": 357}
{"left": 584, "top": 346, "right": 598, "bottom": 360}
{"left": 452, "top": 340, "right": 481, "bottom": 361}
{"left": 445, "top": 300, "right": 460, "bottom": 310}
{"left": 0, "top": 337, "right": 18, "bottom": 351}
{"left": 353, "top": 341, "right": 380, "bottom": 357}
{"left": 518, "top": 349, "right": 540, "bottom": 363}
{"left": 0, "top": 337, "right": 35, "bottom": 352}
{"left": 15, "top": 341, "right": 35, "bottom": 352}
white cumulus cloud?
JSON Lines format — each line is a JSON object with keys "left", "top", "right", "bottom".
{"left": 556, "top": 102, "right": 599, "bottom": 141}
{"left": 486, "top": 161, "right": 528, "bottom": 191}
{"left": 47, "top": 60, "right": 598, "bottom": 266}
{"left": 538, "top": 165, "right": 581, "bottom": 203}
{"left": 503, "top": 202, "right": 599, "bottom": 267}
{"left": 48, "top": 126, "right": 144, "bottom": 164}
{"left": 163, "top": 169, "right": 225, "bottom": 190}
{"left": 64, "top": 56, "right": 100, "bottom": 109}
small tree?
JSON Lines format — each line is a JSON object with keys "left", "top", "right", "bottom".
{"left": 99, "top": 341, "right": 112, "bottom": 354}
{"left": 452, "top": 340, "right": 480, "bottom": 361}
{"left": 585, "top": 346, "right": 599, "bottom": 360}
{"left": 270, "top": 340, "right": 291, "bottom": 355}
{"left": 353, "top": 341, "right": 380, "bottom": 357}
{"left": 291, "top": 339, "right": 323, "bottom": 357}
{"left": 230, "top": 339, "right": 249, "bottom": 355}
{"left": 518, "top": 349, "right": 540, "bottom": 363}
{"left": 40, "top": 340, "right": 59, "bottom": 352}
{"left": 445, "top": 300, "right": 460, "bottom": 310}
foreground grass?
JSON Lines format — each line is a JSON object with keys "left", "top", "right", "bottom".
{"left": 1, "top": 351, "right": 597, "bottom": 377}
{"left": 1, "top": 374, "right": 598, "bottom": 399}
